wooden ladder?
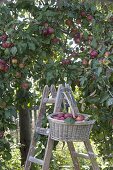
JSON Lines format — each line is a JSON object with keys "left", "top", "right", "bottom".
{"left": 25, "top": 84, "right": 100, "bottom": 170}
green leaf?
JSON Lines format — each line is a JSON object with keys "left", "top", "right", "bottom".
{"left": 5, "top": 110, "right": 11, "bottom": 119}
{"left": 10, "top": 46, "right": 17, "bottom": 56}
{"left": 97, "top": 67, "right": 102, "bottom": 76}
{"left": 4, "top": 49, "right": 10, "bottom": 56}
{"left": 106, "top": 98, "right": 113, "bottom": 106}
{"left": 91, "top": 39, "right": 97, "bottom": 48}
{"left": 28, "top": 42, "right": 36, "bottom": 51}
{"left": 2, "top": 151, "right": 12, "bottom": 161}
{"left": 100, "top": 93, "right": 109, "bottom": 103}
{"left": 80, "top": 76, "right": 87, "bottom": 86}
{"left": 64, "top": 117, "right": 75, "bottom": 124}
{"left": 69, "top": 41, "right": 73, "bottom": 46}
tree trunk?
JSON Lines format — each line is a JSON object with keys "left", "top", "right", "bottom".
{"left": 19, "top": 106, "right": 31, "bottom": 166}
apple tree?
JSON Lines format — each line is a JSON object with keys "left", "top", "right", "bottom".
{"left": 0, "top": 0, "right": 113, "bottom": 169}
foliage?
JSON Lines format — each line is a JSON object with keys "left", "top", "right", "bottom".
{"left": 0, "top": 0, "right": 113, "bottom": 168}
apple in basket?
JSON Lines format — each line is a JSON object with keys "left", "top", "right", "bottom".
{"left": 64, "top": 113, "right": 74, "bottom": 119}
{"left": 75, "top": 115, "right": 85, "bottom": 121}
{"left": 52, "top": 112, "right": 65, "bottom": 120}
{"left": 52, "top": 112, "right": 75, "bottom": 121}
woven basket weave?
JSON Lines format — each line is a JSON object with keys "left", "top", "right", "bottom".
{"left": 48, "top": 114, "right": 95, "bottom": 141}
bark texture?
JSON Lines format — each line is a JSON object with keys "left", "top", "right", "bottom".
{"left": 19, "top": 106, "right": 31, "bottom": 166}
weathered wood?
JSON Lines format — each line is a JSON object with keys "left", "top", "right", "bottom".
{"left": 42, "top": 136, "right": 54, "bottom": 170}
{"left": 76, "top": 152, "right": 89, "bottom": 159}
{"left": 50, "top": 84, "right": 57, "bottom": 98}
{"left": 19, "top": 106, "right": 31, "bottom": 166}
{"left": 29, "top": 156, "right": 44, "bottom": 165}
{"left": 37, "top": 85, "right": 50, "bottom": 127}
{"left": 24, "top": 85, "right": 50, "bottom": 170}
{"left": 84, "top": 140, "right": 100, "bottom": 170}
{"left": 43, "top": 98, "right": 56, "bottom": 104}
{"left": 67, "top": 142, "right": 80, "bottom": 170}
{"left": 25, "top": 84, "right": 99, "bottom": 170}
{"left": 53, "top": 84, "right": 64, "bottom": 114}
{"left": 36, "top": 127, "right": 50, "bottom": 136}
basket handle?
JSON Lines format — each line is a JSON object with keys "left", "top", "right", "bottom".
{"left": 63, "top": 91, "right": 79, "bottom": 118}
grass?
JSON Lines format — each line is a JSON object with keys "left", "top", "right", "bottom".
{"left": 5, "top": 140, "right": 109, "bottom": 170}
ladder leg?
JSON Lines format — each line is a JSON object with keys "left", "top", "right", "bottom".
{"left": 24, "top": 139, "right": 36, "bottom": 170}
{"left": 42, "top": 136, "right": 54, "bottom": 170}
{"left": 25, "top": 86, "right": 50, "bottom": 170}
{"left": 67, "top": 141, "right": 80, "bottom": 170}
{"left": 84, "top": 140, "right": 100, "bottom": 170}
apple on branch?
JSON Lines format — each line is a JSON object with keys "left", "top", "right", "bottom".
{"left": 19, "top": 63, "right": 25, "bottom": 69}
{"left": 21, "top": 82, "right": 29, "bottom": 90}
{"left": 12, "top": 58, "right": 18, "bottom": 64}
{"left": 65, "top": 19, "right": 73, "bottom": 27}
{"left": 90, "top": 50, "right": 98, "bottom": 58}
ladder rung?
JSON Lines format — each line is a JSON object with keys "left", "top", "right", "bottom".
{"left": 36, "top": 127, "right": 50, "bottom": 136}
{"left": 29, "top": 156, "right": 44, "bottom": 165}
{"left": 76, "top": 153, "right": 89, "bottom": 159}
{"left": 43, "top": 98, "right": 56, "bottom": 103}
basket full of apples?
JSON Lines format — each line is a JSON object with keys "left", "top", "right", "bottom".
{"left": 47, "top": 112, "right": 95, "bottom": 141}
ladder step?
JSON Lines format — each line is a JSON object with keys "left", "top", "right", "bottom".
{"left": 29, "top": 156, "right": 44, "bottom": 165}
{"left": 36, "top": 127, "right": 50, "bottom": 136}
{"left": 76, "top": 153, "right": 89, "bottom": 159}
{"left": 43, "top": 98, "right": 56, "bottom": 103}
{"left": 76, "top": 152, "right": 96, "bottom": 159}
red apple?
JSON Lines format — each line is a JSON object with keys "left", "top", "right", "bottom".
{"left": 4, "top": 64, "right": 9, "bottom": 72}
{"left": 21, "top": 82, "right": 29, "bottom": 90}
{"left": 42, "top": 29, "right": 48, "bottom": 36}
{"left": 10, "top": 43, "right": 14, "bottom": 47}
{"left": 57, "top": 112, "right": 65, "bottom": 118}
{"left": 81, "top": 11, "right": 86, "bottom": 17}
{"left": 110, "top": 16, "right": 113, "bottom": 22}
{"left": 74, "top": 37, "right": 81, "bottom": 44}
{"left": 0, "top": 33, "right": 8, "bottom": 41}
{"left": 76, "top": 115, "right": 85, "bottom": 121}
{"left": 76, "top": 19, "right": 81, "bottom": 25}
{"left": 88, "top": 35, "right": 93, "bottom": 41}
{"left": 90, "top": 50, "right": 98, "bottom": 58}
{"left": 71, "top": 28, "right": 78, "bottom": 36}
{"left": 65, "top": 19, "right": 73, "bottom": 26}
{"left": 82, "top": 58, "right": 88, "bottom": 65}
{"left": 16, "top": 72, "right": 21, "bottom": 78}
{"left": 0, "top": 59, "right": 6, "bottom": 64}
{"left": 2, "top": 42, "right": 9, "bottom": 48}
{"left": 64, "top": 113, "right": 73, "bottom": 119}
{"left": 0, "top": 131, "right": 4, "bottom": 138}
{"left": 58, "top": 117, "right": 65, "bottom": 120}
{"left": 47, "top": 27, "right": 54, "bottom": 35}
{"left": 104, "top": 51, "right": 110, "bottom": 57}
{"left": 52, "top": 116, "right": 59, "bottom": 120}
{"left": 0, "top": 63, "right": 5, "bottom": 71}
{"left": 43, "top": 22, "right": 49, "bottom": 27}
{"left": 2, "top": 42, "right": 13, "bottom": 48}
{"left": 80, "top": 47, "right": 84, "bottom": 51}
{"left": 87, "top": 14, "right": 93, "bottom": 22}
{"left": 61, "top": 59, "right": 71, "bottom": 65}
{"left": 51, "top": 37, "right": 60, "bottom": 44}
{"left": 69, "top": 52, "right": 78, "bottom": 58}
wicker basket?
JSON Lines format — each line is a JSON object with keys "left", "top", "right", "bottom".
{"left": 47, "top": 114, "right": 95, "bottom": 141}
